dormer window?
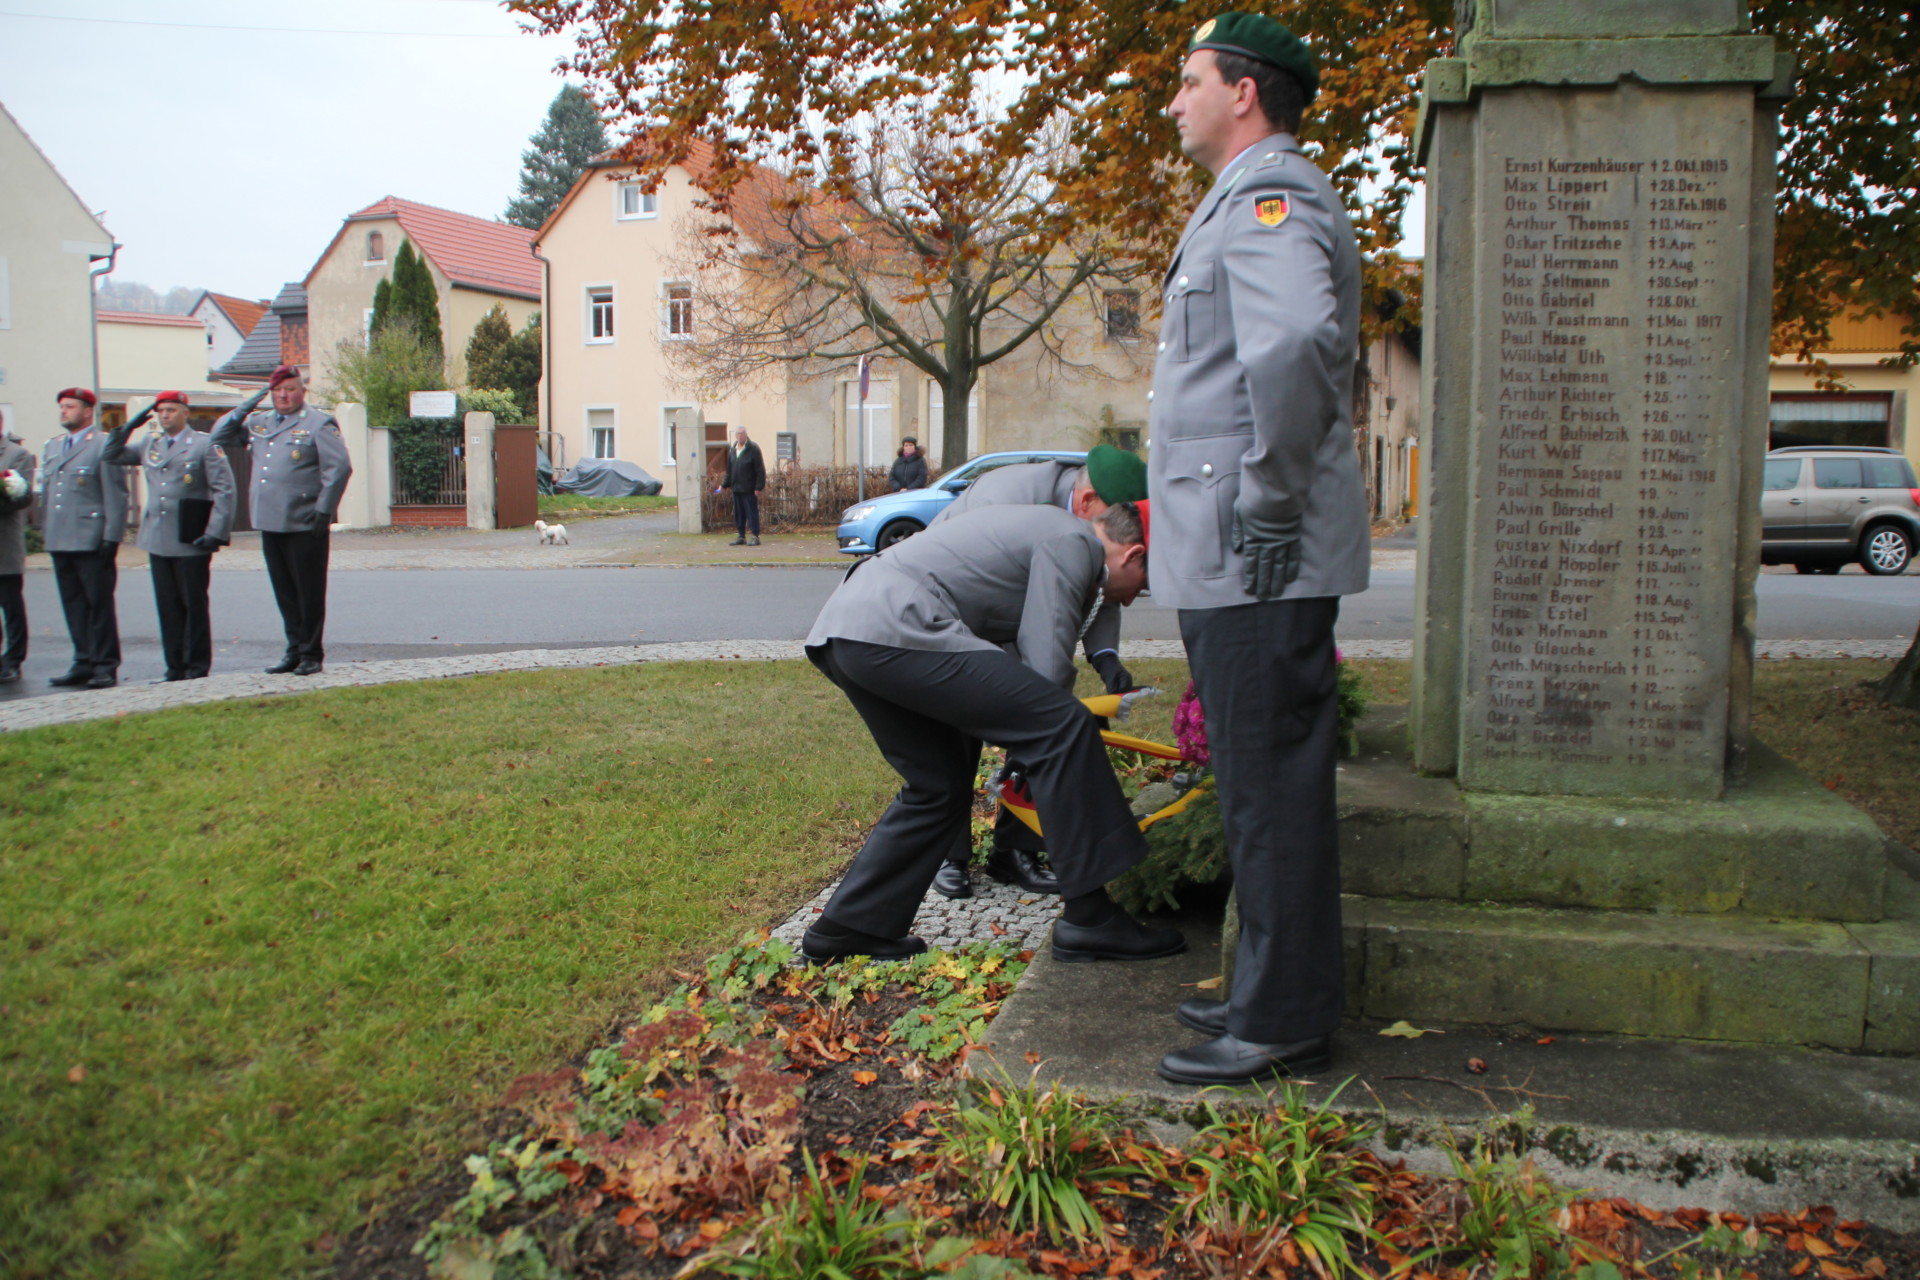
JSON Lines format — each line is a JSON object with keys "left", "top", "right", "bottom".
{"left": 618, "top": 183, "right": 658, "bottom": 220}
{"left": 366, "top": 230, "right": 385, "bottom": 262}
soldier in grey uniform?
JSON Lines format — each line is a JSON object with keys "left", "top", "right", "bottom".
{"left": 924, "top": 443, "right": 1150, "bottom": 898}
{"left": 1148, "top": 13, "right": 1370, "bottom": 1086}
{"left": 41, "top": 387, "right": 130, "bottom": 689}
{"left": 210, "top": 366, "right": 350, "bottom": 676}
{"left": 801, "top": 502, "right": 1184, "bottom": 967}
{"left": 104, "top": 391, "right": 236, "bottom": 681}
{"left": 0, "top": 412, "right": 34, "bottom": 684}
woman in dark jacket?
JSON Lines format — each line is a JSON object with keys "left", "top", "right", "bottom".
{"left": 889, "top": 437, "right": 929, "bottom": 491}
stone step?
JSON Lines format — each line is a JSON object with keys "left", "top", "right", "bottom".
{"left": 1337, "top": 708, "right": 1888, "bottom": 923}
{"left": 1343, "top": 878, "right": 1918, "bottom": 1050}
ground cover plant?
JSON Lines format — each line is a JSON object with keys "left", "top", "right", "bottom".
{"left": 0, "top": 661, "right": 901, "bottom": 1278}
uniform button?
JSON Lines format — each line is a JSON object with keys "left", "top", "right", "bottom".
{"left": 1146, "top": 390, "right": 1155, "bottom": 402}
{"left": 1177, "top": 275, "right": 1189, "bottom": 287}
{"left": 1157, "top": 341, "right": 1166, "bottom": 351}
{"left": 1201, "top": 463, "right": 1214, "bottom": 478}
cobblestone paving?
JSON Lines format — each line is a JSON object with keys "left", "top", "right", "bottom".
{"left": 769, "top": 876, "right": 1061, "bottom": 955}
{"left": 5, "top": 636, "right": 1906, "bottom": 734}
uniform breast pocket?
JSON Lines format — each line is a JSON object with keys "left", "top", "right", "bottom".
{"left": 1171, "top": 261, "right": 1217, "bottom": 362}
{"left": 1158, "top": 433, "right": 1244, "bottom": 578}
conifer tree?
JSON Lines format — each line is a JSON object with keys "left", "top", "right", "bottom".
{"left": 504, "top": 85, "right": 609, "bottom": 229}
{"left": 385, "top": 240, "right": 443, "bottom": 357}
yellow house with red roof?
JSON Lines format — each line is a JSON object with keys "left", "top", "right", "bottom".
{"left": 305, "top": 197, "right": 542, "bottom": 414}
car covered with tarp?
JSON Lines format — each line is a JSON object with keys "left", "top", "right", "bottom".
{"left": 554, "top": 457, "right": 663, "bottom": 497}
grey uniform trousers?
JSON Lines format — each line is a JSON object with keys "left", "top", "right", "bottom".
{"left": 1181, "top": 597, "right": 1344, "bottom": 1043}
{"left": 808, "top": 639, "right": 1148, "bottom": 939}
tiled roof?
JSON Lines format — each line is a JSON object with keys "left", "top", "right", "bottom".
{"left": 98, "top": 310, "right": 205, "bottom": 328}
{"left": 534, "top": 139, "right": 816, "bottom": 248}
{"left": 202, "top": 292, "right": 269, "bottom": 338}
{"left": 314, "top": 197, "right": 540, "bottom": 299}
{"left": 217, "top": 282, "right": 306, "bottom": 380}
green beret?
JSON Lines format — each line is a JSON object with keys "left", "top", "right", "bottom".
{"left": 1084, "top": 444, "right": 1147, "bottom": 505}
{"left": 1189, "top": 11, "right": 1319, "bottom": 103}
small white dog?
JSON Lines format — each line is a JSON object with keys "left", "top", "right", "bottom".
{"left": 533, "top": 519, "right": 569, "bottom": 546}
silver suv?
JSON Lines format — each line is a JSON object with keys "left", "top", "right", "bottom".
{"left": 1761, "top": 446, "right": 1919, "bottom": 575}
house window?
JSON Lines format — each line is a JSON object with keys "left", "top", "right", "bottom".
{"left": 586, "top": 286, "right": 615, "bottom": 343}
{"left": 588, "top": 407, "right": 616, "bottom": 458}
{"left": 662, "top": 404, "right": 700, "bottom": 469}
{"left": 664, "top": 282, "right": 693, "bottom": 339}
{"left": 618, "top": 183, "right": 658, "bottom": 219}
{"left": 1104, "top": 289, "right": 1140, "bottom": 341}
{"left": 366, "top": 231, "right": 385, "bottom": 263}
{"left": 1768, "top": 394, "right": 1893, "bottom": 450}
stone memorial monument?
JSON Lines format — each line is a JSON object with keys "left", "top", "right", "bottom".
{"left": 1294, "top": 0, "right": 1920, "bottom": 1053}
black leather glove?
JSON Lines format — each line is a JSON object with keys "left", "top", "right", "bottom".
{"left": 1231, "top": 499, "right": 1303, "bottom": 601}
{"left": 1090, "top": 650, "right": 1135, "bottom": 694}
{"left": 192, "top": 535, "right": 223, "bottom": 552}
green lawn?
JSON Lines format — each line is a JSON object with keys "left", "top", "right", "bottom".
{"left": 0, "top": 661, "right": 898, "bottom": 1278}
{"left": 536, "top": 493, "right": 677, "bottom": 520}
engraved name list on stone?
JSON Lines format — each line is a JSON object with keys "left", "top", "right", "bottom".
{"left": 1463, "top": 86, "right": 1753, "bottom": 796}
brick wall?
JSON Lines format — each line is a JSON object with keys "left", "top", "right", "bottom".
{"left": 390, "top": 504, "right": 467, "bottom": 528}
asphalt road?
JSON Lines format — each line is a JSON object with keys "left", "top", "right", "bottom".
{"left": 5, "top": 562, "right": 1914, "bottom": 702}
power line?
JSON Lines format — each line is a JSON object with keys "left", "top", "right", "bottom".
{"left": 0, "top": 8, "right": 547, "bottom": 39}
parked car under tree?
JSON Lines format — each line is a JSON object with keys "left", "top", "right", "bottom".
{"left": 835, "top": 449, "right": 1087, "bottom": 555}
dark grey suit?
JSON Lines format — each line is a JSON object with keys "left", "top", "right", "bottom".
{"left": 41, "top": 426, "right": 129, "bottom": 677}
{"left": 805, "top": 505, "right": 1146, "bottom": 938}
{"left": 105, "top": 425, "right": 237, "bottom": 679}
{"left": 210, "top": 405, "right": 352, "bottom": 664}
{"left": 1147, "top": 134, "right": 1370, "bottom": 1043}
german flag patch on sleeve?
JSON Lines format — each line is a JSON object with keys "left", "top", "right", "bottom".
{"left": 1252, "top": 193, "right": 1291, "bottom": 226}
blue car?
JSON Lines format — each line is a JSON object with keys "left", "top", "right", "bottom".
{"left": 835, "top": 449, "right": 1089, "bottom": 555}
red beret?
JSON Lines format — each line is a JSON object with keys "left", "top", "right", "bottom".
{"left": 55, "top": 387, "right": 98, "bottom": 407}
{"left": 154, "top": 390, "right": 189, "bottom": 408}
{"left": 267, "top": 364, "right": 303, "bottom": 388}
{"left": 1135, "top": 498, "right": 1151, "bottom": 548}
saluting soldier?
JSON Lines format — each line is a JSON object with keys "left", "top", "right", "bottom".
{"left": 210, "top": 366, "right": 351, "bottom": 676}
{"left": 0, "top": 411, "right": 34, "bottom": 685}
{"left": 1148, "top": 13, "right": 1370, "bottom": 1086}
{"left": 41, "top": 387, "right": 130, "bottom": 689}
{"left": 924, "top": 443, "right": 1150, "bottom": 899}
{"left": 104, "top": 391, "right": 237, "bottom": 682}
{"left": 801, "top": 501, "right": 1183, "bottom": 967}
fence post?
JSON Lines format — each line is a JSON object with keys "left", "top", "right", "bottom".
{"left": 677, "top": 426, "right": 705, "bottom": 534}
{"left": 332, "top": 402, "right": 375, "bottom": 529}
{"left": 464, "top": 411, "right": 497, "bottom": 530}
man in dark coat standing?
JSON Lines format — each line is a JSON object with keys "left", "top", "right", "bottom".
{"left": 723, "top": 426, "right": 766, "bottom": 546}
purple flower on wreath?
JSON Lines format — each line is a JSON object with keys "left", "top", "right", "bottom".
{"left": 1173, "top": 680, "right": 1209, "bottom": 766}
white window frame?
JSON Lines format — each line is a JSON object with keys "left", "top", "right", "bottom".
{"left": 362, "top": 307, "right": 375, "bottom": 339}
{"left": 616, "top": 182, "right": 658, "bottom": 221}
{"left": 585, "top": 404, "right": 618, "bottom": 460}
{"left": 660, "top": 402, "right": 697, "bottom": 468}
{"left": 661, "top": 280, "right": 694, "bottom": 341}
{"left": 584, "top": 284, "right": 615, "bottom": 345}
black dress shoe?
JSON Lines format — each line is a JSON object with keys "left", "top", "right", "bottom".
{"left": 932, "top": 860, "right": 973, "bottom": 900}
{"left": 749, "top": 535, "right": 761, "bottom": 546}
{"left": 1177, "top": 996, "right": 1229, "bottom": 1036}
{"left": 984, "top": 846, "right": 1059, "bottom": 894}
{"left": 293, "top": 660, "right": 323, "bottom": 676}
{"left": 801, "top": 921, "right": 929, "bottom": 965}
{"left": 1051, "top": 913, "right": 1186, "bottom": 963}
{"left": 264, "top": 657, "right": 299, "bottom": 674}
{"left": 728, "top": 536, "right": 747, "bottom": 546}
{"left": 0, "top": 665, "right": 20, "bottom": 685}
{"left": 49, "top": 669, "right": 92, "bottom": 687}
{"left": 87, "top": 671, "right": 117, "bottom": 689}
{"left": 1157, "top": 1033, "right": 1333, "bottom": 1086}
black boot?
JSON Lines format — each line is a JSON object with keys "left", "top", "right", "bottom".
{"left": 1157, "top": 1033, "right": 1333, "bottom": 1086}
{"left": 932, "top": 859, "right": 973, "bottom": 900}
{"left": 264, "top": 654, "right": 299, "bottom": 674}
{"left": 801, "top": 918, "right": 928, "bottom": 965}
{"left": 1176, "top": 997, "right": 1229, "bottom": 1036}
{"left": 983, "top": 846, "right": 1059, "bottom": 894}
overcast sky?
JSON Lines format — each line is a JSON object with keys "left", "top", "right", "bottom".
{"left": 0, "top": 0, "right": 580, "bottom": 303}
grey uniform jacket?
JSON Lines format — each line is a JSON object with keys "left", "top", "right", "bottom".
{"left": 210, "top": 405, "right": 352, "bottom": 533}
{"left": 103, "top": 426, "right": 237, "bottom": 557}
{"left": 929, "top": 459, "right": 1123, "bottom": 660}
{"left": 807, "top": 504, "right": 1108, "bottom": 691}
{"left": 1146, "top": 134, "right": 1370, "bottom": 609}
{"left": 0, "top": 436, "right": 34, "bottom": 576}
{"left": 39, "top": 427, "right": 130, "bottom": 554}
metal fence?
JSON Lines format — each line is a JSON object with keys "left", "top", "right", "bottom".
{"left": 391, "top": 437, "right": 467, "bottom": 506}
{"left": 700, "top": 463, "right": 935, "bottom": 533}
